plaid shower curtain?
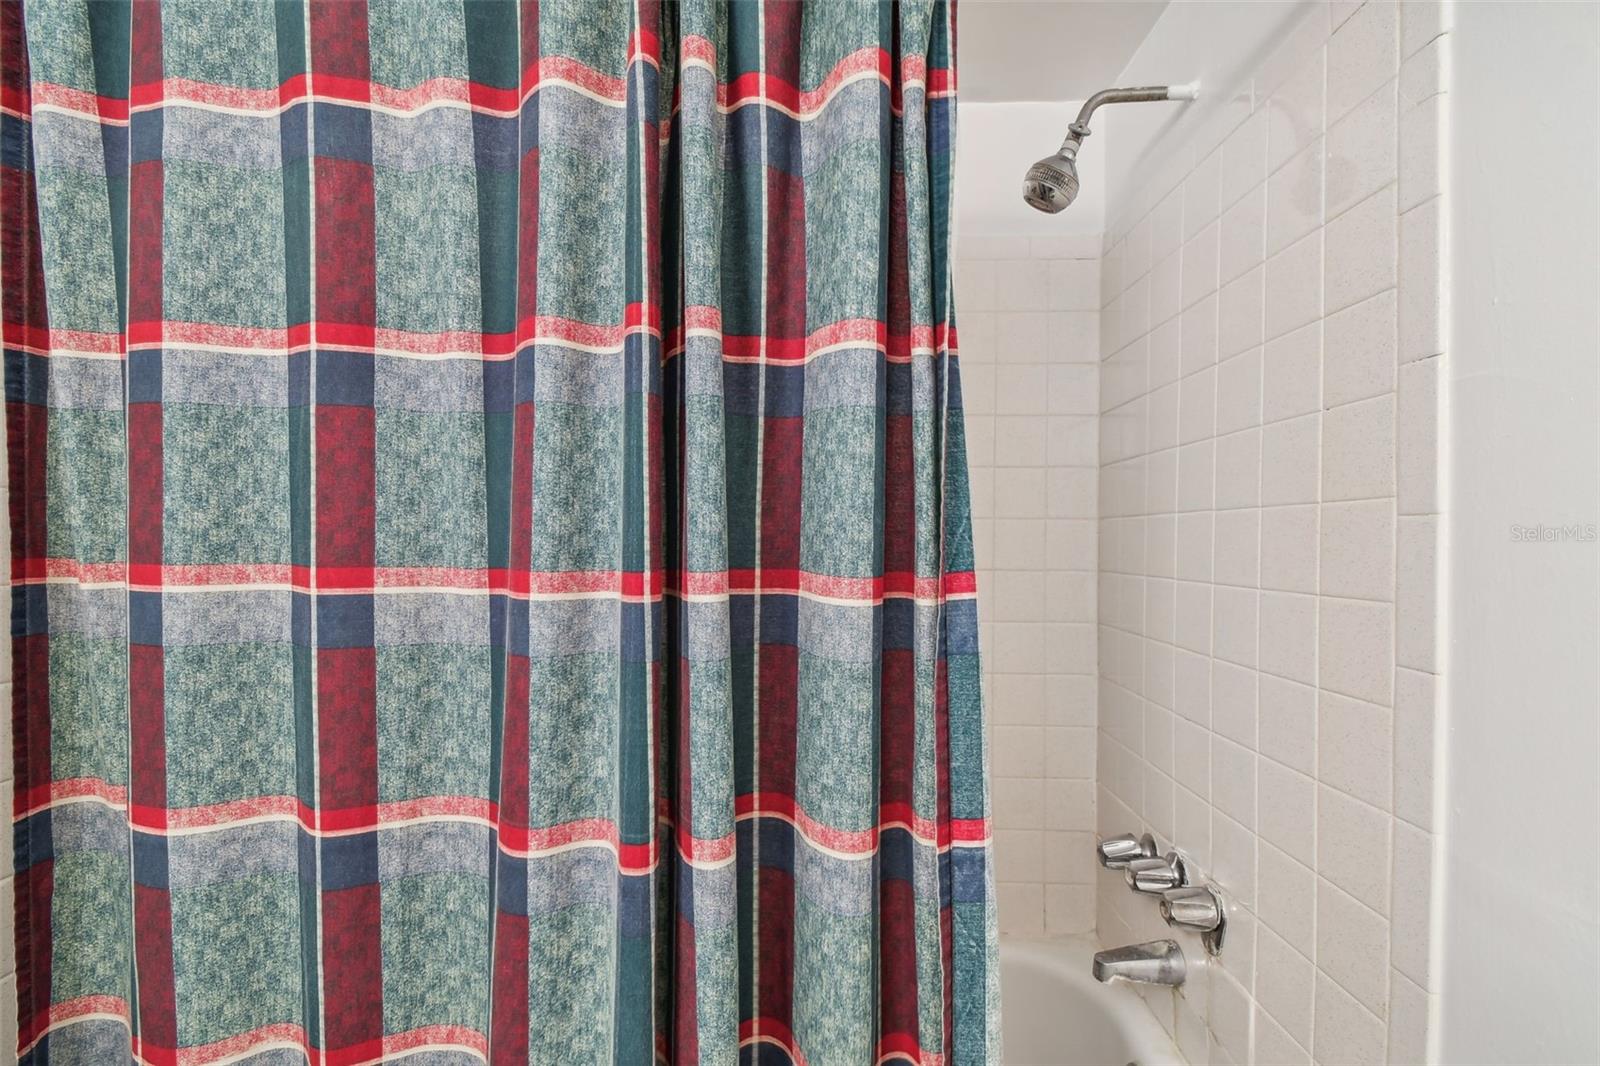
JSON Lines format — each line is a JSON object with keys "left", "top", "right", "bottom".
{"left": 1, "top": 1, "right": 998, "bottom": 1062}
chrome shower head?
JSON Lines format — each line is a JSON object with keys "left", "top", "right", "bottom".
{"left": 1022, "top": 83, "right": 1199, "bottom": 214}
{"left": 1023, "top": 141, "right": 1081, "bottom": 214}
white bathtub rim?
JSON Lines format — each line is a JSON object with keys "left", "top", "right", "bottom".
{"left": 999, "top": 934, "right": 1186, "bottom": 1066}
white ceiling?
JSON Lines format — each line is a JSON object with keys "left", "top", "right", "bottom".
{"left": 958, "top": 0, "right": 1170, "bottom": 102}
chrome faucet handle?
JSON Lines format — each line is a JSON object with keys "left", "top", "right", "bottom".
{"left": 1097, "top": 832, "right": 1157, "bottom": 869}
{"left": 1160, "top": 883, "right": 1227, "bottom": 956}
{"left": 1126, "top": 851, "right": 1187, "bottom": 893}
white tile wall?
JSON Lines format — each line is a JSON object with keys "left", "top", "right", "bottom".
{"left": 958, "top": 233, "right": 1102, "bottom": 938}
{"left": 1093, "top": 3, "right": 1447, "bottom": 1063}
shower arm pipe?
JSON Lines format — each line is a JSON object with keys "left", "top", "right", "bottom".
{"left": 1061, "top": 83, "right": 1200, "bottom": 146}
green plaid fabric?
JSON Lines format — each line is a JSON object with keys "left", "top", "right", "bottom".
{"left": 2, "top": 1, "right": 998, "bottom": 1063}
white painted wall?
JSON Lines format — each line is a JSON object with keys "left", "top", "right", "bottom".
{"left": 1438, "top": 3, "right": 1600, "bottom": 1063}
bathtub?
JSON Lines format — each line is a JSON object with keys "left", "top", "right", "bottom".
{"left": 1000, "top": 936, "right": 1185, "bottom": 1066}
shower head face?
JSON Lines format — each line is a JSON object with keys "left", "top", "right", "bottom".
{"left": 1023, "top": 149, "right": 1079, "bottom": 214}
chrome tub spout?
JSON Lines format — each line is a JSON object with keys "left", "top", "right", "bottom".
{"left": 1091, "top": 939, "right": 1187, "bottom": 987}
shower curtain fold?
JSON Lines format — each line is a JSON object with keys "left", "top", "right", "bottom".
{"left": 1, "top": 1, "right": 998, "bottom": 1063}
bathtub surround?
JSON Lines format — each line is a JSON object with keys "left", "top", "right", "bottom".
{"left": 958, "top": 235, "right": 1102, "bottom": 938}
{"left": 1093, "top": 2, "right": 1448, "bottom": 1063}
{"left": 956, "top": 4, "right": 1596, "bottom": 1064}
{"left": 5, "top": 3, "right": 998, "bottom": 1062}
